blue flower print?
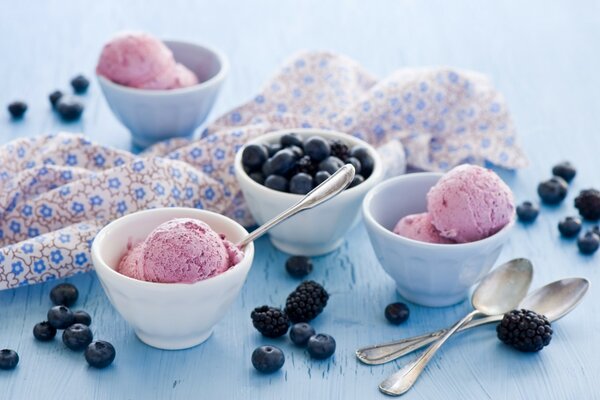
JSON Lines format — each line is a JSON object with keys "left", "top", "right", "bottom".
{"left": 190, "top": 148, "right": 202, "bottom": 159}
{"left": 50, "top": 250, "right": 64, "bottom": 264}
{"left": 205, "top": 188, "right": 215, "bottom": 201}
{"left": 132, "top": 160, "right": 145, "bottom": 172}
{"left": 61, "top": 171, "right": 72, "bottom": 180}
{"left": 60, "top": 187, "right": 70, "bottom": 196}
{"left": 108, "top": 178, "right": 121, "bottom": 189}
{"left": 230, "top": 112, "right": 242, "bottom": 123}
{"left": 277, "top": 103, "right": 287, "bottom": 113}
{"left": 171, "top": 168, "right": 181, "bottom": 178}
{"left": 17, "top": 147, "right": 25, "bottom": 158}
{"left": 0, "top": 252, "right": 4, "bottom": 262}
{"left": 28, "top": 227, "right": 39, "bottom": 237}
{"left": 22, "top": 205, "right": 32, "bottom": 217}
{"left": 94, "top": 153, "right": 106, "bottom": 167}
{"left": 38, "top": 167, "right": 48, "bottom": 176}
{"left": 40, "top": 205, "right": 53, "bottom": 218}
{"left": 114, "top": 158, "right": 125, "bottom": 166}
{"left": 89, "top": 195, "right": 103, "bottom": 206}
{"left": 116, "top": 201, "right": 127, "bottom": 214}
{"left": 154, "top": 184, "right": 165, "bottom": 196}
{"left": 214, "top": 149, "right": 225, "bottom": 160}
{"left": 75, "top": 253, "right": 88, "bottom": 266}
{"left": 203, "top": 164, "right": 214, "bottom": 174}
{"left": 171, "top": 188, "right": 181, "bottom": 199}
{"left": 59, "top": 234, "right": 70, "bottom": 244}
{"left": 33, "top": 259, "right": 46, "bottom": 273}
{"left": 71, "top": 202, "right": 84, "bottom": 214}
{"left": 9, "top": 221, "right": 21, "bottom": 234}
{"left": 21, "top": 244, "right": 34, "bottom": 254}
{"left": 135, "top": 188, "right": 145, "bottom": 199}
{"left": 185, "top": 187, "right": 194, "bottom": 199}
{"left": 65, "top": 154, "right": 78, "bottom": 166}
{"left": 254, "top": 95, "right": 265, "bottom": 104}
{"left": 12, "top": 261, "right": 24, "bottom": 275}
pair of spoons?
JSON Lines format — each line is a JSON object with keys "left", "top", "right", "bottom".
{"left": 356, "top": 258, "right": 589, "bottom": 396}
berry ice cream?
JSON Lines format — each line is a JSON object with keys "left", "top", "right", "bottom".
{"left": 393, "top": 213, "right": 454, "bottom": 244}
{"left": 117, "top": 218, "right": 243, "bottom": 283}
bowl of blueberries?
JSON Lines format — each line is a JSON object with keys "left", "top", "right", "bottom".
{"left": 235, "top": 128, "right": 383, "bottom": 255}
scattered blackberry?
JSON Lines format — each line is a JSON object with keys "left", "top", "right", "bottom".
{"left": 251, "top": 345, "right": 285, "bottom": 373}
{"left": 50, "top": 283, "right": 78, "bottom": 306}
{"left": 558, "top": 217, "right": 582, "bottom": 238}
{"left": 285, "top": 256, "right": 313, "bottom": 278}
{"left": 0, "top": 349, "right": 19, "bottom": 370}
{"left": 284, "top": 281, "right": 329, "bottom": 323}
{"left": 297, "top": 155, "right": 318, "bottom": 176}
{"left": 496, "top": 309, "right": 552, "bottom": 352}
{"left": 49, "top": 90, "right": 63, "bottom": 108}
{"left": 7, "top": 101, "right": 27, "bottom": 118}
{"left": 574, "top": 189, "right": 600, "bottom": 221}
{"left": 384, "top": 302, "right": 410, "bottom": 325}
{"left": 70, "top": 74, "right": 90, "bottom": 94}
{"left": 537, "top": 177, "right": 568, "bottom": 205}
{"left": 552, "top": 161, "right": 576, "bottom": 183}
{"left": 329, "top": 139, "right": 349, "bottom": 161}
{"left": 33, "top": 321, "right": 57, "bottom": 341}
{"left": 250, "top": 306, "right": 290, "bottom": 338}
{"left": 577, "top": 231, "right": 600, "bottom": 255}
{"left": 85, "top": 341, "right": 116, "bottom": 369}
{"left": 516, "top": 201, "right": 539, "bottom": 223}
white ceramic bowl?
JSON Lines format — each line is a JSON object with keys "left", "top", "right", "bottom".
{"left": 97, "top": 40, "right": 228, "bottom": 148}
{"left": 362, "top": 173, "right": 515, "bottom": 307}
{"left": 91, "top": 207, "right": 254, "bottom": 350}
{"left": 235, "top": 128, "right": 383, "bottom": 256}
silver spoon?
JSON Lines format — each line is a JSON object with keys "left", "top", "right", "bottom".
{"left": 357, "top": 277, "right": 589, "bottom": 365}
{"left": 236, "top": 164, "right": 355, "bottom": 248}
{"left": 379, "top": 258, "right": 533, "bottom": 396}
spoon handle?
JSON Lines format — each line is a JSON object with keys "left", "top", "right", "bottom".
{"left": 356, "top": 314, "right": 502, "bottom": 365}
{"left": 236, "top": 164, "right": 355, "bottom": 248}
{"left": 379, "top": 310, "right": 481, "bottom": 396}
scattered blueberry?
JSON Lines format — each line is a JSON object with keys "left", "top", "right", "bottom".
{"left": 270, "top": 149, "right": 296, "bottom": 175}
{"left": 384, "top": 302, "right": 410, "bottom": 325}
{"left": 345, "top": 157, "right": 362, "bottom": 175}
{"left": 49, "top": 90, "right": 63, "bottom": 108}
{"left": 349, "top": 174, "right": 365, "bottom": 188}
{"left": 280, "top": 133, "right": 303, "bottom": 148}
{"left": 577, "top": 231, "right": 600, "bottom": 255}
{"left": 516, "top": 201, "right": 539, "bottom": 223}
{"left": 264, "top": 175, "right": 288, "bottom": 192}
{"left": 537, "top": 177, "right": 568, "bottom": 205}
{"left": 0, "top": 349, "right": 19, "bottom": 370}
{"left": 242, "top": 144, "right": 268, "bottom": 170}
{"left": 318, "top": 156, "right": 345, "bottom": 175}
{"left": 558, "top": 217, "right": 582, "bottom": 238}
{"left": 289, "top": 323, "right": 316, "bottom": 346}
{"left": 289, "top": 173, "right": 314, "bottom": 194}
{"left": 85, "top": 341, "right": 116, "bottom": 369}
{"left": 552, "top": 161, "right": 576, "bottom": 183}
{"left": 307, "top": 333, "right": 336, "bottom": 359}
{"left": 62, "top": 323, "right": 93, "bottom": 351}
{"left": 285, "top": 256, "right": 313, "bottom": 278}
{"left": 349, "top": 146, "right": 374, "bottom": 177}
{"left": 70, "top": 74, "right": 90, "bottom": 94}
{"left": 574, "top": 189, "right": 600, "bottom": 221}
{"left": 7, "top": 101, "right": 27, "bottom": 119}
{"left": 304, "top": 136, "right": 331, "bottom": 162}
{"left": 251, "top": 345, "right": 285, "bottom": 373}
{"left": 50, "top": 283, "right": 79, "bottom": 306}
{"left": 47, "top": 305, "right": 75, "bottom": 329}
{"left": 73, "top": 310, "right": 92, "bottom": 326}
{"left": 33, "top": 321, "right": 57, "bottom": 341}
{"left": 56, "top": 96, "right": 84, "bottom": 121}
{"left": 249, "top": 172, "right": 265, "bottom": 185}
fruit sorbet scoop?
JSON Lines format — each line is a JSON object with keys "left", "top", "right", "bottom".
{"left": 117, "top": 218, "right": 243, "bottom": 283}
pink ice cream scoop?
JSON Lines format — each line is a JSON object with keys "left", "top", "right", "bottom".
{"left": 426, "top": 164, "right": 515, "bottom": 243}
{"left": 117, "top": 218, "right": 243, "bottom": 283}
{"left": 393, "top": 213, "right": 455, "bottom": 244}
{"left": 96, "top": 32, "right": 198, "bottom": 90}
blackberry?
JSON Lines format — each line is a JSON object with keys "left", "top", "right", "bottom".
{"left": 284, "top": 281, "right": 329, "bottom": 323}
{"left": 574, "top": 189, "right": 600, "bottom": 221}
{"left": 552, "top": 161, "right": 576, "bottom": 183}
{"left": 250, "top": 306, "right": 289, "bottom": 338}
{"left": 297, "top": 155, "right": 318, "bottom": 175}
{"left": 496, "top": 309, "right": 552, "bottom": 352}
{"left": 329, "top": 139, "right": 349, "bottom": 161}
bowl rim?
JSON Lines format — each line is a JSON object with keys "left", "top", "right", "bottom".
{"left": 234, "top": 127, "right": 384, "bottom": 200}
{"left": 96, "top": 39, "right": 229, "bottom": 96}
{"left": 362, "top": 172, "right": 516, "bottom": 249}
{"left": 91, "top": 207, "right": 254, "bottom": 289}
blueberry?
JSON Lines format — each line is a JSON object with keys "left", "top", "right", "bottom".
{"left": 348, "top": 174, "right": 365, "bottom": 188}
{"left": 345, "top": 157, "right": 362, "bottom": 175}
{"left": 49, "top": 90, "right": 63, "bottom": 108}
{"left": 304, "top": 136, "right": 331, "bottom": 162}
{"left": 558, "top": 217, "right": 582, "bottom": 238}
{"left": 577, "top": 231, "right": 600, "bottom": 255}
{"left": 314, "top": 171, "right": 331, "bottom": 186}
{"left": 318, "top": 156, "right": 345, "bottom": 175}
{"left": 265, "top": 175, "right": 288, "bottom": 192}
{"left": 0, "top": 349, "right": 19, "bottom": 370}
{"left": 516, "top": 201, "right": 539, "bottom": 222}
{"left": 242, "top": 144, "right": 268, "bottom": 170}
{"left": 289, "top": 323, "right": 316, "bottom": 346}
{"left": 552, "top": 161, "right": 576, "bottom": 183}
{"left": 249, "top": 172, "right": 265, "bottom": 185}
{"left": 73, "top": 310, "right": 92, "bottom": 326}
{"left": 349, "top": 146, "right": 374, "bottom": 178}
{"left": 251, "top": 345, "right": 285, "bottom": 373}
{"left": 270, "top": 149, "right": 296, "bottom": 175}
{"left": 261, "top": 159, "right": 275, "bottom": 176}
{"left": 385, "top": 302, "right": 410, "bottom": 324}
{"left": 56, "top": 96, "right": 84, "bottom": 121}
{"left": 62, "top": 323, "right": 93, "bottom": 351}
{"left": 280, "top": 133, "right": 303, "bottom": 148}
{"left": 7, "top": 101, "right": 27, "bottom": 119}
{"left": 307, "top": 333, "right": 336, "bottom": 359}
{"left": 267, "top": 143, "right": 282, "bottom": 157}
{"left": 285, "top": 256, "right": 313, "bottom": 278}
{"left": 47, "top": 305, "right": 75, "bottom": 329}
{"left": 288, "top": 145, "right": 304, "bottom": 159}
{"left": 537, "top": 177, "right": 568, "bottom": 205}
{"left": 50, "top": 283, "right": 78, "bottom": 306}
{"left": 85, "top": 341, "right": 116, "bottom": 369}
{"left": 33, "top": 321, "right": 57, "bottom": 341}
{"left": 289, "top": 173, "right": 314, "bottom": 195}
{"left": 70, "top": 74, "right": 90, "bottom": 94}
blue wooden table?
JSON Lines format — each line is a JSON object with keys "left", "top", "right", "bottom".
{"left": 1, "top": 1, "right": 599, "bottom": 398}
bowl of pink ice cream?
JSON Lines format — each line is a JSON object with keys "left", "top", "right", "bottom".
{"left": 362, "top": 165, "right": 515, "bottom": 307}
{"left": 96, "top": 32, "right": 228, "bottom": 148}
{"left": 91, "top": 207, "right": 253, "bottom": 350}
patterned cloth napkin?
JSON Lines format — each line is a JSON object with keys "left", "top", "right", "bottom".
{"left": 0, "top": 51, "right": 526, "bottom": 290}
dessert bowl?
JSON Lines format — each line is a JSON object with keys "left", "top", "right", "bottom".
{"left": 234, "top": 128, "right": 384, "bottom": 256}
{"left": 97, "top": 40, "right": 228, "bottom": 148}
{"left": 91, "top": 207, "right": 254, "bottom": 350}
{"left": 362, "top": 172, "right": 515, "bottom": 307}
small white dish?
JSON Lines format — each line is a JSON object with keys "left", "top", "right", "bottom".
{"left": 234, "top": 128, "right": 384, "bottom": 256}
{"left": 91, "top": 207, "right": 254, "bottom": 350}
{"left": 97, "top": 40, "right": 228, "bottom": 148}
{"left": 362, "top": 173, "right": 515, "bottom": 307}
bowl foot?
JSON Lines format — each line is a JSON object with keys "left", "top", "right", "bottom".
{"left": 395, "top": 287, "right": 468, "bottom": 308}
{"left": 269, "top": 236, "right": 344, "bottom": 256}
{"left": 135, "top": 328, "right": 213, "bottom": 350}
